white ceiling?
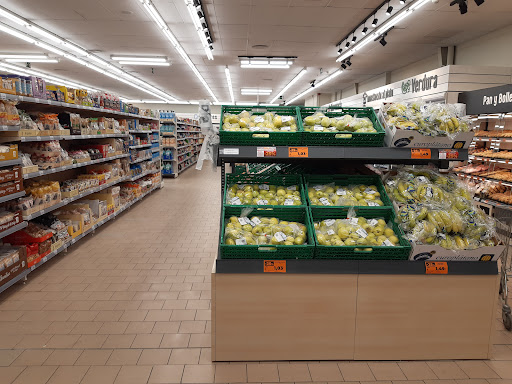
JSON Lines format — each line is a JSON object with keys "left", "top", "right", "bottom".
{"left": 0, "top": 0, "right": 511, "bottom": 104}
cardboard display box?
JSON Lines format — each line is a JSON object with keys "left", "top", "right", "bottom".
{"left": 0, "top": 212, "right": 22, "bottom": 234}
{"left": 378, "top": 111, "right": 474, "bottom": 149}
{"left": 22, "top": 165, "right": 38, "bottom": 175}
{"left": 0, "top": 166, "right": 22, "bottom": 184}
{"left": 409, "top": 243, "right": 506, "bottom": 261}
{"left": 0, "top": 145, "right": 18, "bottom": 162}
{"left": 55, "top": 213, "right": 83, "bottom": 239}
{"left": 0, "top": 180, "right": 23, "bottom": 199}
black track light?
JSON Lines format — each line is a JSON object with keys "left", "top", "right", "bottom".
{"left": 207, "top": 38, "right": 212, "bottom": 44}
{"left": 193, "top": 0, "right": 200, "bottom": 6}
{"left": 197, "top": 10, "right": 204, "bottom": 18}
{"left": 474, "top": 0, "right": 484, "bottom": 5}
{"left": 380, "top": 36, "right": 387, "bottom": 46}
{"left": 341, "top": 63, "right": 347, "bottom": 70}
{"left": 386, "top": 4, "right": 393, "bottom": 15}
{"left": 337, "top": 48, "right": 342, "bottom": 54}
{"left": 371, "top": 18, "right": 378, "bottom": 27}
{"left": 346, "top": 58, "right": 352, "bottom": 66}
{"left": 352, "top": 35, "right": 357, "bottom": 43}
{"left": 400, "top": 0, "right": 406, "bottom": 4}
{"left": 362, "top": 26, "right": 368, "bottom": 35}
{"left": 450, "top": 0, "right": 468, "bottom": 14}
{"left": 346, "top": 41, "right": 350, "bottom": 48}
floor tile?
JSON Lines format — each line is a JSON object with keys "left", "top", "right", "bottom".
{"left": 427, "top": 362, "right": 469, "bottom": 380}
{"left": 278, "top": 363, "right": 312, "bottom": 382}
{"left": 44, "top": 350, "right": 83, "bottom": 366}
{"left": 137, "top": 349, "right": 171, "bottom": 365}
{"left": 47, "top": 366, "right": 88, "bottom": 384}
{"left": 308, "top": 363, "right": 343, "bottom": 381}
{"left": 338, "top": 362, "right": 376, "bottom": 381}
{"left": 113, "top": 366, "right": 152, "bottom": 384}
{"left": 456, "top": 361, "right": 500, "bottom": 379}
{"left": 12, "top": 366, "right": 57, "bottom": 384}
{"left": 148, "top": 365, "right": 184, "bottom": 384}
{"left": 182, "top": 364, "right": 215, "bottom": 384}
{"left": 12, "top": 350, "right": 52, "bottom": 366}
{"left": 247, "top": 363, "right": 279, "bottom": 383}
{"left": 80, "top": 366, "right": 121, "bottom": 384}
{"left": 0, "top": 350, "right": 23, "bottom": 367}
{"left": 106, "top": 349, "right": 142, "bottom": 366}
{"left": 369, "top": 362, "right": 407, "bottom": 381}
{"left": 169, "top": 348, "right": 201, "bottom": 365}
{"left": 0, "top": 366, "right": 25, "bottom": 384}
{"left": 75, "top": 349, "right": 112, "bottom": 366}
{"left": 214, "top": 363, "right": 247, "bottom": 383}
{"left": 398, "top": 362, "right": 438, "bottom": 380}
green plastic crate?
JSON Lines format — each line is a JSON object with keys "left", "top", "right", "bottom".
{"left": 220, "top": 206, "right": 315, "bottom": 259}
{"left": 219, "top": 105, "right": 302, "bottom": 146}
{"left": 298, "top": 106, "right": 385, "bottom": 146}
{"left": 310, "top": 207, "right": 411, "bottom": 260}
{"left": 224, "top": 173, "right": 307, "bottom": 208}
{"left": 304, "top": 174, "right": 392, "bottom": 209}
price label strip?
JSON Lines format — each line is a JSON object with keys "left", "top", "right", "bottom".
{"left": 439, "top": 149, "right": 459, "bottom": 160}
{"left": 288, "top": 147, "right": 309, "bottom": 158}
{"left": 256, "top": 147, "right": 277, "bottom": 157}
{"left": 263, "top": 260, "right": 286, "bottom": 273}
{"left": 411, "top": 148, "right": 431, "bottom": 159}
{"left": 425, "top": 261, "right": 448, "bottom": 274}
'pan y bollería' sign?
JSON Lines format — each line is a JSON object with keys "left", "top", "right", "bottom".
{"left": 458, "top": 84, "right": 512, "bottom": 115}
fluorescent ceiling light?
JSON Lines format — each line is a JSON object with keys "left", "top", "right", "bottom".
{"left": 0, "top": 62, "right": 98, "bottom": 92}
{"left": 5, "top": 58, "right": 59, "bottom": 63}
{"left": 241, "top": 88, "right": 272, "bottom": 95}
{"left": 0, "top": 5, "right": 181, "bottom": 102}
{"left": 118, "top": 61, "right": 170, "bottom": 66}
{"left": 270, "top": 68, "right": 307, "bottom": 104}
{"left": 123, "top": 99, "right": 166, "bottom": 103}
{"left": 111, "top": 56, "right": 167, "bottom": 62}
{"left": 336, "top": 0, "right": 428, "bottom": 63}
{"left": 26, "top": 25, "right": 63, "bottom": 44}
{"left": 286, "top": 69, "right": 342, "bottom": 105}
{"left": 225, "top": 67, "right": 234, "bottom": 104}
{"left": 239, "top": 57, "right": 295, "bottom": 69}
{"left": 0, "top": 8, "right": 27, "bottom": 26}
{"left": 184, "top": 0, "right": 213, "bottom": 60}
{"left": 0, "top": 54, "right": 48, "bottom": 59}
{"left": 140, "top": 0, "right": 218, "bottom": 102}
{"left": 0, "top": 23, "right": 35, "bottom": 44}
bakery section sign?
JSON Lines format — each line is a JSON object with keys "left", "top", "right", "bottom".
{"left": 459, "top": 84, "right": 512, "bottom": 115}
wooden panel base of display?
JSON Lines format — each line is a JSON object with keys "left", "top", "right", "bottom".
{"left": 211, "top": 270, "right": 498, "bottom": 361}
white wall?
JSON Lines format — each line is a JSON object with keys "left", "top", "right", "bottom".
{"left": 359, "top": 73, "right": 388, "bottom": 93}
{"left": 390, "top": 55, "right": 439, "bottom": 83}
{"left": 455, "top": 24, "right": 512, "bottom": 66}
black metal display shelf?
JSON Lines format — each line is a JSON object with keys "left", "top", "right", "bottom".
{"left": 216, "top": 258, "right": 498, "bottom": 275}
{"left": 219, "top": 146, "right": 468, "bottom": 164}
{"left": 0, "top": 93, "right": 158, "bottom": 121}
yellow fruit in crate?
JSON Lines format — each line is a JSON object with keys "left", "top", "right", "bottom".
{"left": 321, "top": 117, "right": 330, "bottom": 127}
{"left": 384, "top": 228, "right": 394, "bottom": 237}
{"left": 389, "top": 236, "right": 399, "bottom": 245}
{"left": 229, "top": 216, "right": 238, "bottom": 224}
{"left": 378, "top": 219, "right": 386, "bottom": 227}
{"left": 284, "top": 241, "right": 294, "bottom": 245}
{"left": 257, "top": 235, "right": 268, "bottom": 244}
{"left": 242, "top": 224, "right": 252, "bottom": 232}
{"left": 338, "top": 228, "right": 349, "bottom": 240}
{"left": 276, "top": 189, "right": 286, "bottom": 197}
{"left": 317, "top": 233, "right": 329, "bottom": 246}
{"left": 286, "top": 236, "right": 295, "bottom": 243}
{"left": 294, "top": 236, "right": 305, "bottom": 245}
{"left": 252, "top": 225, "right": 264, "bottom": 235}
{"left": 225, "top": 238, "right": 235, "bottom": 245}
{"left": 273, "top": 116, "right": 282, "bottom": 127}
{"left": 283, "top": 226, "right": 294, "bottom": 236}
{"left": 269, "top": 217, "right": 279, "bottom": 225}
{"left": 372, "top": 226, "right": 384, "bottom": 236}
{"left": 345, "top": 238, "right": 356, "bottom": 246}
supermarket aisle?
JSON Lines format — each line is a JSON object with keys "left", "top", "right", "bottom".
{"left": 0, "top": 166, "right": 511, "bottom": 384}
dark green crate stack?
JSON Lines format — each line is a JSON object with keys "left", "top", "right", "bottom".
{"left": 304, "top": 174, "right": 393, "bottom": 209}
{"left": 298, "top": 106, "right": 385, "bottom": 146}
{"left": 220, "top": 206, "right": 315, "bottom": 259}
{"left": 220, "top": 105, "right": 302, "bottom": 146}
{"left": 310, "top": 207, "right": 411, "bottom": 260}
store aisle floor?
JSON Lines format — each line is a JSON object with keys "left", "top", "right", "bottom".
{"left": 0, "top": 166, "right": 512, "bottom": 384}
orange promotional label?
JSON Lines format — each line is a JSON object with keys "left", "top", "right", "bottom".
{"left": 288, "top": 147, "right": 309, "bottom": 158}
{"left": 425, "top": 261, "right": 448, "bottom": 275}
{"left": 264, "top": 260, "right": 286, "bottom": 273}
{"left": 411, "top": 148, "right": 431, "bottom": 159}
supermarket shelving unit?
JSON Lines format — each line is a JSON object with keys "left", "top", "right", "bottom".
{"left": 0, "top": 94, "right": 162, "bottom": 294}
{"left": 160, "top": 113, "right": 177, "bottom": 177}
{"left": 212, "top": 141, "right": 497, "bottom": 362}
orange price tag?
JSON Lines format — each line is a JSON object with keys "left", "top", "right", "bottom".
{"left": 264, "top": 260, "right": 286, "bottom": 273}
{"left": 411, "top": 148, "right": 431, "bottom": 159}
{"left": 425, "top": 261, "right": 448, "bottom": 275}
{"left": 288, "top": 147, "right": 309, "bottom": 158}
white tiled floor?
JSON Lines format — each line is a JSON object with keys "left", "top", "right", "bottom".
{"left": 0, "top": 166, "right": 511, "bottom": 384}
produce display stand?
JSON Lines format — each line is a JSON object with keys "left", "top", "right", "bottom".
{"left": 212, "top": 143, "right": 498, "bottom": 361}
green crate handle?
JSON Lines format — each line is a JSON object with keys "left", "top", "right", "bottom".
{"left": 354, "top": 248, "right": 373, "bottom": 253}
{"left": 258, "top": 246, "right": 277, "bottom": 252}
{"left": 335, "top": 134, "right": 352, "bottom": 139}
{"left": 253, "top": 133, "right": 269, "bottom": 138}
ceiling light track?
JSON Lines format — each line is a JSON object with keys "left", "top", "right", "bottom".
{"left": 269, "top": 68, "right": 307, "bottom": 104}
{"left": 285, "top": 70, "right": 343, "bottom": 106}
{"left": 184, "top": 0, "right": 214, "bottom": 60}
{"left": 0, "top": 6, "right": 179, "bottom": 103}
{"left": 335, "top": 0, "right": 429, "bottom": 63}
{"left": 138, "top": 0, "right": 218, "bottom": 102}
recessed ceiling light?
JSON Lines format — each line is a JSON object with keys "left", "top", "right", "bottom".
{"left": 241, "top": 88, "right": 272, "bottom": 95}
{"left": 252, "top": 44, "right": 269, "bottom": 49}
{"left": 118, "top": 61, "right": 170, "bottom": 66}
{"left": 239, "top": 56, "right": 295, "bottom": 69}
{"left": 111, "top": 55, "right": 168, "bottom": 62}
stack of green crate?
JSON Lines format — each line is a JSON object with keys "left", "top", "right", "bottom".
{"left": 220, "top": 173, "right": 314, "bottom": 259}
{"left": 298, "top": 106, "right": 385, "bottom": 146}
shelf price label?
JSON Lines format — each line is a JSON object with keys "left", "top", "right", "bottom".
{"left": 256, "top": 147, "right": 276, "bottom": 157}
{"left": 264, "top": 260, "right": 286, "bottom": 273}
{"left": 439, "top": 149, "right": 459, "bottom": 160}
{"left": 425, "top": 261, "right": 448, "bottom": 274}
{"left": 288, "top": 147, "right": 308, "bottom": 158}
{"left": 411, "top": 148, "right": 431, "bottom": 159}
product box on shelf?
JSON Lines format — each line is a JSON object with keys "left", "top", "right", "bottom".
{"left": 79, "top": 199, "right": 108, "bottom": 223}
{"left": 87, "top": 193, "right": 115, "bottom": 215}
{"left": 22, "top": 165, "right": 38, "bottom": 175}
{"left": 0, "top": 180, "right": 23, "bottom": 199}
{"left": 55, "top": 214, "right": 83, "bottom": 239}
{"left": 31, "top": 77, "right": 46, "bottom": 99}
{"left": 0, "top": 166, "right": 22, "bottom": 184}
{"left": 378, "top": 110, "right": 474, "bottom": 149}
{"left": 51, "top": 238, "right": 63, "bottom": 252}
{"left": 0, "top": 145, "right": 18, "bottom": 162}
{"left": 0, "top": 246, "right": 27, "bottom": 287}
{"left": 409, "top": 242, "right": 506, "bottom": 261}
{"left": 0, "top": 211, "right": 22, "bottom": 234}
{"left": 0, "top": 76, "right": 17, "bottom": 95}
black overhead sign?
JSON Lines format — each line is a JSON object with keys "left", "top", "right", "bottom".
{"left": 459, "top": 84, "right": 512, "bottom": 115}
